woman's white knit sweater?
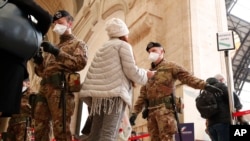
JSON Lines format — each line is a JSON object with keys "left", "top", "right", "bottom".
{"left": 80, "top": 38, "right": 148, "bottom": 111}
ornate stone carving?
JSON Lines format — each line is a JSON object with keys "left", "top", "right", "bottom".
{"left": 129, "top": 12, "right": 162, "bottom": 44}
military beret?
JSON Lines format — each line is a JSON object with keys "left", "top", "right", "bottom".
{"left": 53, "top": 10, "right": 72, "bottom": 22}
{"left": 146, "top": 42, "right": 162, "bottom": 52}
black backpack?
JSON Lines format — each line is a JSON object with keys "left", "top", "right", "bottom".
{"left": 195, "top": 90, "right": 219, "bottom": 119}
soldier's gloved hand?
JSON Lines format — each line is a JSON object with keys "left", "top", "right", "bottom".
{"left": 41, "top": 41, "right": 59, "bottom": 56}
{"left": 33, "top": 49, "right": 43, "bottom": 64}
{"left": 129, "top": 113, "right": 137, "bottom": 126}
{"left": 204, "top": 84, "right": 223, "bottom": 96}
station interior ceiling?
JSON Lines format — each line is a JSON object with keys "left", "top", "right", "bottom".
{"left": 225, "top": 0, "right": 250, "bottom": 95}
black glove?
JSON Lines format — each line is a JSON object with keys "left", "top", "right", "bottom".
{"left": 129, "top": 113, "right": 137, "bottom": 126}
{"left": 41, "top": 41, "right": 59, "bottom": 56}
{"left": 142, "top": 108, "right": 149, "bottom": 119}
{"left": 204, "top": 84, "right": 223, "bottom": 96}
{"left": 33, "top": 49, "right": 43, "bottom": 64}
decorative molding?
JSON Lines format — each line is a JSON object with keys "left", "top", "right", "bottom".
{"left": 128, "top": 0, "right": 137, "bottom": 9}
{"left": 102, "top": 4, "right": 126, "bottom": 20}
{"left": 84, "top": 29, "right": 94, "bottom": 43}
{"left": 73, "top": 7, "right": 99, "bottom": 40}
{"left": 129, "top": 12, "right": 162, "bottom": 44}
{"left": 87, "top": 0, "right": 96, "bottom": 7}
{"left": 74, "top": 8, "right": 91, "bottom": 35}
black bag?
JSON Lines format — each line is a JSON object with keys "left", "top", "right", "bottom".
{"left": 196, "top": 90, "right": 219, "bottom": 119}
{"left": 0, "top": 0, "right": 42, "bottom": 60}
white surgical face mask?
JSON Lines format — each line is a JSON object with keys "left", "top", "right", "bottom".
{"left": 148, "top": 52, "right": 160, "bottom": 62}
{"left": 53, "top": 24, "right": 67, "bottom": 35}
{"left": 22, "top": 86, "right": 27, "bottom": 92}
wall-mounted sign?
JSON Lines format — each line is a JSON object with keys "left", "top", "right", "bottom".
{"left": 217, "top": 31, "right": 235, "bottom": 51}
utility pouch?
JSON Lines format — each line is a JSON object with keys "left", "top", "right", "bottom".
{"left": 175, "top": 97, "right": 184, "bottom": 114}
{"left": 40, "top": 73, "right": 61, "bottom": 88}
{"left": 67, "top": 72, "right": 81, "bottom": 92}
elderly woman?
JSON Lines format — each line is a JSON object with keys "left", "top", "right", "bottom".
{"left": 80, "top": 18, "right": 154, "bottom": 141}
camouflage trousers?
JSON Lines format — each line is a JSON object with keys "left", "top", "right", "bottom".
{"left": 5, "top": 121, "right": 26, "bottom": 141}
{"left": 147, "top": 105, "right": 177, "bottom": 141}
{"left": 34, "top": 84, "right": 75, "bottom": 141}
{"left": 5, "top": 106, "right": 32, "bottom": 141}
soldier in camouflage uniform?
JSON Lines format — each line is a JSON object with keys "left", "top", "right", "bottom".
{"left": 6, "top": 79, "right": 34, "bottom": 141}
{"left": 0, "top": 0, "right": 52, "bottom": 118}
{"left": 32, "top": 10, "right": 88, "bottom": 141}
{"left": 129, "top": 42, "right": 222, "bottom": 141}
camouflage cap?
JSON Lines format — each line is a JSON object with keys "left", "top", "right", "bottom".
{"left": 53, "top": 10, "right": 72, "bottom": 22}
{"left": 146, "top": 42, "right": 162, "bottom": 52}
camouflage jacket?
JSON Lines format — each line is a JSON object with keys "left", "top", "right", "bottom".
{"left": 35, "top": 34, "right": 88, "bottom": 77}
{"left": 133, "top": 59, "right": 206, "bottom": 114}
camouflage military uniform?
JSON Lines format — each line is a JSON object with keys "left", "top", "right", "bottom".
{"left": 133, "top": 59, "right": 206, "bottom": 141}
{"left": 34, "top": 34, "right": 88, "bottom": 141}
{"left": 6, "top": 88, "right": 33, "bottom": 141}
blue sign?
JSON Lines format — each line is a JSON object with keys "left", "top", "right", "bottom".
{"left": 175, "top": 123, "right": 194, "bottom": 141}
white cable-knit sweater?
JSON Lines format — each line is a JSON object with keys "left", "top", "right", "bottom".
{"left": 80, "top": 38, "right": 147, "bottom": 114}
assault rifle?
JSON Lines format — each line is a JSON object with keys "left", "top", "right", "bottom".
{"left": 59, "top": 71, "right": 66, "bottom": 133}
{"left": 171, "top": 92, "right": 183, "bottom": 141}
